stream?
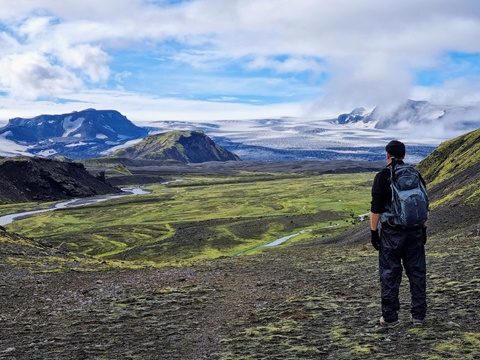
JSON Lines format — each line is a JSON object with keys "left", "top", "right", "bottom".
{"left": 0, "top": 187, "right": 150, "bottom": 226}
{"left": 261, "top": 230, "right": 311, "bottom": 248}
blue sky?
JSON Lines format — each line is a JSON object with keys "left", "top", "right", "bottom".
{"left": 1, "top": 0, "right": 480, "bottom": 122}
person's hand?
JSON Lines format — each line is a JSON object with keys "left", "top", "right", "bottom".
{"left": 422, "top": 227, "right": 427, "bottom": 245}
{"left": 371, "top": 229, "right": 380, "bottom": 251}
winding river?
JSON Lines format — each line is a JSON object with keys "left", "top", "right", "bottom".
{"left": 0, "top": 187, "right": 150, "bottom": 226}
{"left": 2, "top": 187, "right": 319, "bottom": 250}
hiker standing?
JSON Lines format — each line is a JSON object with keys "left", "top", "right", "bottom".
{"left": 370, "top": 140, "right": 429, "bottom": 327}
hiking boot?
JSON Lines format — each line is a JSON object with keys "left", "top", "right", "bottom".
{"left": 380, "top": 316, "right": 400, "bottom": 327}
{"left": 411, "top": 316, "right": 424, "bottom": 326}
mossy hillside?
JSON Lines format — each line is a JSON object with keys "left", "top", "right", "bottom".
{"left": 5, "top": 172, "right": 375, "bottom": 263}
{"left": 109, "top": 129, "right": 241, "bottom": 163}
{"left": 413, "top": 128, "right": 480, "bottom": 236}
{"left": 417, "top": 127, "right": 480, "bottom": 187}
{"left": 0, "top": 230, "right": 116, "bottom": 273}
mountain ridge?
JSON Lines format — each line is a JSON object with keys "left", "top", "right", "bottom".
{"left": 0, "top": 109, "right": 148, "bottom": 159}
{"left": 0, "top": 102, "right": 478, "bottom": 162}
{"left": 336, "top": 99, "right": 480, "bottom": 132}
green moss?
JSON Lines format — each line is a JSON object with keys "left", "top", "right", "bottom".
{"left": 351, "top": 345, "right": 372, "bottom": 354}
{"left": 431, "top": 181, "right": 480, "bottom": 209}
{"left": 113, "top": 164, "right": 131, "bottom": 175}
{"left": 445, "top": 281, "right": 461, "bottom": 286}
{"left": 464, "top": 333, "right": 480, "bottom": 347}
{"left": 288, "top": 346, "right": 321, "bottom": 354}
{"left": 417, "top": 127, "right": 480, "bottom": 187}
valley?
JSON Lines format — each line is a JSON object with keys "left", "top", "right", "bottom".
{"left": 1, "top": 128, "right": 480, "bottom": 359}
{"left": 3, "top": 169, "right": 375, "bottom": 263}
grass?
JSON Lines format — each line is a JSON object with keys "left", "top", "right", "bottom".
{"left": 4, "top": 172, "right": 375, "bottom": 263}
{"left": 0, "top": 201, "right": 52, "bottom": 216}
{"left": 417, "top": 127, "right": 480, "bottom": 187}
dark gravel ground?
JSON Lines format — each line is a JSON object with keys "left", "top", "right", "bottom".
{"left": 1, "top": 231, "right": 479, "bottom": 359}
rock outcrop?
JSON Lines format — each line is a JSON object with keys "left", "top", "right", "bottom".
{"left": 0, "top": 157, "right": 121, "bottom": 203}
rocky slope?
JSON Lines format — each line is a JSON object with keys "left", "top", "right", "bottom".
{"left": 0, "top": 157, "right": 121, "bottom": 203}
{"left": 110, "top": 130, "right": 241, "bottom": 163}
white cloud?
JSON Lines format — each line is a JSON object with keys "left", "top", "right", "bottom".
{"left": 1, "top": 0, "right": 480, "bottom": 119}
{"left": 0, "top": 52, "right": 82, "bottom": 99}
{"left": 57, "top": 44, "right": 110, "bottom": 82}
{"left": 411, "top": 77, "right": 480, "bottom": 105}
{"left": 15, "top": 16, "right": 53, "bottom": 41}
{"left": 246, "top": 56, "right": 325, "bottom": 74}
{"left": 0, "top": 89, "right": 306, "bottom": 123}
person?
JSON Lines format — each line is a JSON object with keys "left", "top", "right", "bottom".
{"left": 370, "top": 140, "right": 428, "bottom": 327}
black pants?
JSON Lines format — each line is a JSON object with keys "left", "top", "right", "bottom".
{"left": 379, "top": 224, "right": 427, "bottom": 322}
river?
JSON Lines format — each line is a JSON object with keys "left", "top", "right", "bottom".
{"left": 0, "top": 187, "right": 150, "bottom": 226}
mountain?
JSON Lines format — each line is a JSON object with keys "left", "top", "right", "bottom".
{"left": 336, "top": 99, "right": 480, "bottom": 131}
{"left": 0, "top": 109, "right": 149, "bottom": 159}
{"left": 416, "top": 127, "right": 480, "bottom": 236}
{"left": 336, "top": 107, "right": 369, "bottom": 124}
{"left": 0, "top": 156, "right": 121, "bottom": 203}
{"left": 372, "top": 100, "right": 443, "bottom": 129}
{"left": 0, "top": 101, "right": 477, "bottom": 163}
{"left": 146, "top": 118, "right": 436, "bottom": 163}
{"left": 110, "top": 130, "right": 241, "bottom": 163}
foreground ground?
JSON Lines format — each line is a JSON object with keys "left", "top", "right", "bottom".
{"left": 1, "top": 231, "right": 479, "bottom": 359}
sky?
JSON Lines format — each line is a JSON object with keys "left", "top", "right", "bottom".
{"left": 1, "top": 0, "right": 480, "bottom": 123}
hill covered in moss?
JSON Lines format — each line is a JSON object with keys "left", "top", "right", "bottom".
{"left": 416, "top": 127, "right": 480, "bottom": 236}
{"left": 110, "top": 130, "right": 241, "bottom": 163}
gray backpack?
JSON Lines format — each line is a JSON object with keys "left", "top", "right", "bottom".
{"left": 381, "top": 164, "right": 428, "bottom": 227}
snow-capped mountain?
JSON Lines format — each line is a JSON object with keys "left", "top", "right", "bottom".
{"left": 336, "top": 107, "right": 370, "bottom": 124}
{"left": 0, "top": 109, "right": 149, "bottom": 159}
{"left": 0, "top": 100, "right": 478, "bottom": 162}
{"left": 145, "top": 117, "right": 435, "bottom": 163}
{"left": 335, "top": 100, "right": 480, "bottom": 131}
{"left": 146, "top": 100, "right": 480, "bottom": 163}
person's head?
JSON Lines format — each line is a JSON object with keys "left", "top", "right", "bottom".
{"left": 385, "top": 140, "right": 405, "bottom": 163}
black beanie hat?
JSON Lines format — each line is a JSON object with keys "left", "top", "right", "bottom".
{"left": 386, "top": 140, "right": 405, "bottom": 158}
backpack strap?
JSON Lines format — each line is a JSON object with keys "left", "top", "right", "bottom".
{"left": 388, "top": 163, "right": 396, "bottom": 215}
